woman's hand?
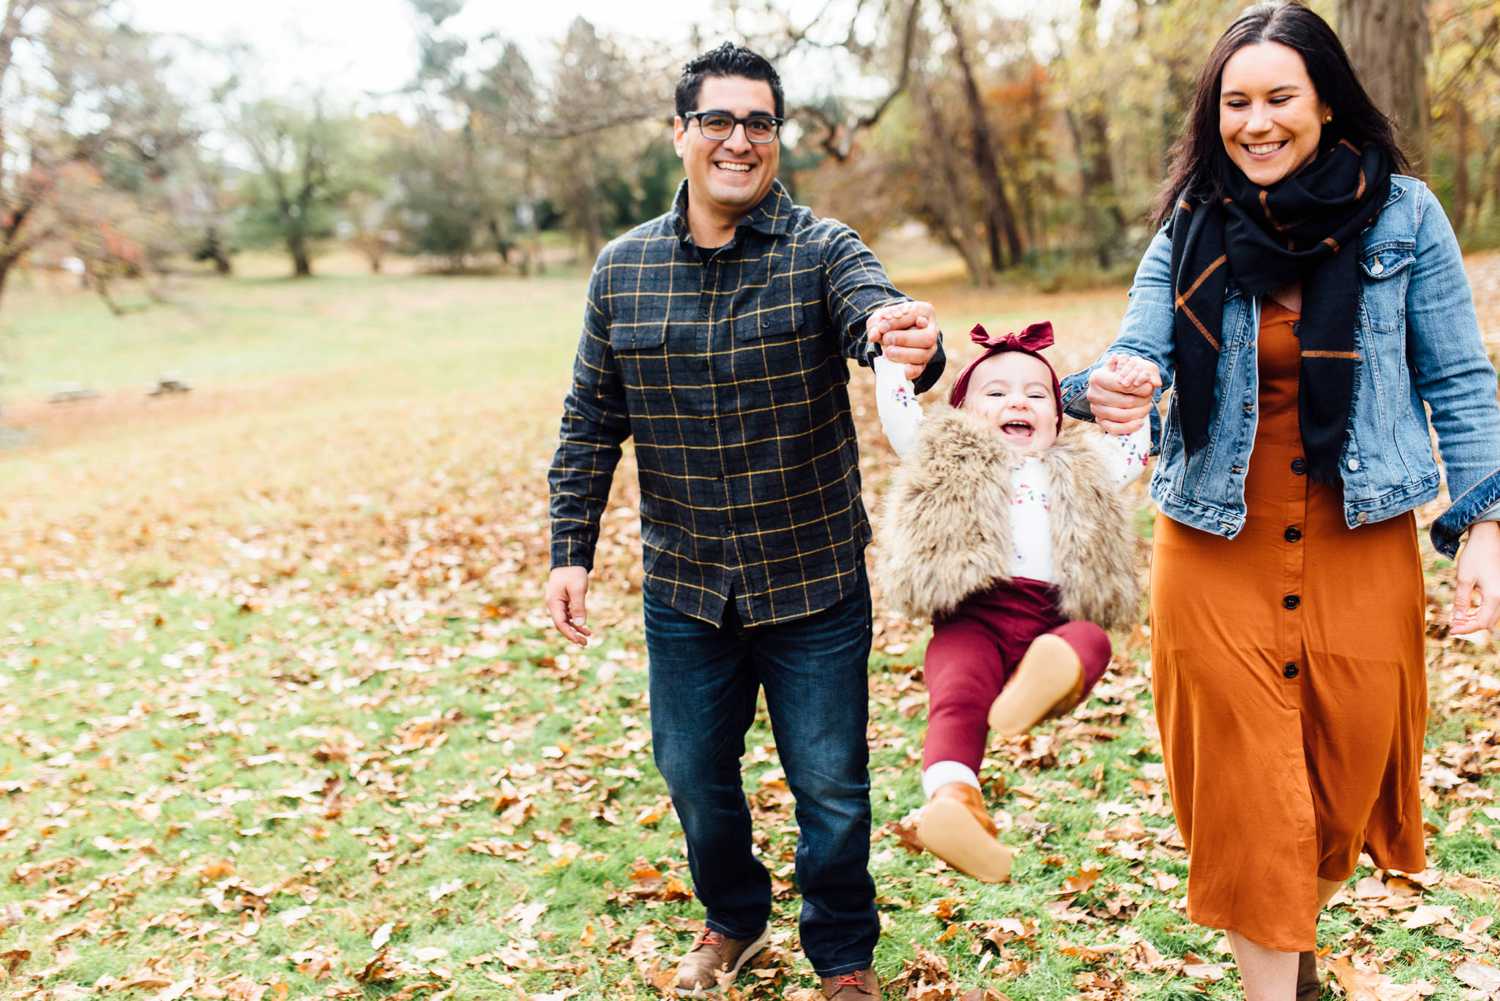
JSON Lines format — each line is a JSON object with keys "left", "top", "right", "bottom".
{"left": 1087, "top": 356, "right": 1160, "bottom": 434}
{"left": 1452, "top": 520, "right": 1500, "bottom": 633}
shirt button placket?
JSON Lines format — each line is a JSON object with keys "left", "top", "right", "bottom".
{"left": 700, "top": 249, "right": 741, "bottom": 604}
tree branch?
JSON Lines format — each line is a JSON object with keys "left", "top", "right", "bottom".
{"left": 793, "top": 0, "right": 922, "bottom": 162}
{"left": 519, "top": 107, "right": 662, "bottom": 141}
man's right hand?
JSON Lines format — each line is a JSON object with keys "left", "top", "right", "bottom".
{"left": 1087, "top": 357, "right": 1158, "bottom": 435}
{"left": 545, "top": 566, "right": 593, "bottom": 646}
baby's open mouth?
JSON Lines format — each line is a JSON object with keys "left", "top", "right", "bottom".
{"left": 1001, "top": 419, "right": 1035, "bottom": 442}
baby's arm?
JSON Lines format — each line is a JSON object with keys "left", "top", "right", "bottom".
{"left": 874, "top": 354, "right": 924, "bottom": 459}
{"left": 1093, "top": 356, "right": 1157, "bottom": 487}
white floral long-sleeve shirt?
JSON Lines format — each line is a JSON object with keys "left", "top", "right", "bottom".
{"left": 874, "top": 355, "right": 1149, "bottom": 583}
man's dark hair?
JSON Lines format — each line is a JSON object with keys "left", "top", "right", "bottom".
{"left": 675, "top": 42, "right": 784, "bottom": 120}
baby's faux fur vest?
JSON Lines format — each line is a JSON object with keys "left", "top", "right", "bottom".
{"left": 875, "top": 407, "right": 1139, "bottom": 628}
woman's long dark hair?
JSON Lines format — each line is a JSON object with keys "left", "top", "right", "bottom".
{"left": 1152, "top": 1, "right": 1410, "bottom": 226}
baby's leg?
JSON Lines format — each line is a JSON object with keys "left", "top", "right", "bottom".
{"left": 922, "top": 617, "right": 1007, "bottom": 780}
{"left": 916, "top": 616, "right": 1014, "bottom": 882}
{"left": 987, "top": 620, "right": 1111, "bottom": 736}
{"left": 1050, "top": 621, "right": 1111, "bottom": 702}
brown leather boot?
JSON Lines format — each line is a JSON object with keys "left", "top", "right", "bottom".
{"left": 987, "top": 633, "right": 1085, "bottom": 736}
{"left": 914, "top": 782, "right": 1013, "bottom": 883}
{"left": 1296, "top": 950, "right": 1321, "bottom": 1000}
{"left": 820, "top": 967, "right": 880, "bottom": 999}
{"left": 672, "top": 925, "right": 770, "bottom": 996}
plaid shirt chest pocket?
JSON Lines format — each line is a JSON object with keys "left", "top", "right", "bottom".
{"left": 605, "top": 313, "right": 689, "bottom": 427}
{"left": 728, "top": 243, "right": 830, "bottom": 333}
{"left": 725, "top": 246, "right": 838, "bottom": 404}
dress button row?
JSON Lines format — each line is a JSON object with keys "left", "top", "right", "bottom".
{"left": 1283, "top": 594, "right": 1301, "bottom": 610}
{"left": 1291, "top": 457, "right": 1307, "bottom": 475}
{"left": 1283, "top": 662, "right": 1299, "bottom": 679}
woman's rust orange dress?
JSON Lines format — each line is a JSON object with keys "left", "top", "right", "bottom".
{"left": 1149, "top": 300, "right": 1428, "bottom": 952}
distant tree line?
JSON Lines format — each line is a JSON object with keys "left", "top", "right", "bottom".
{"left": 0, "top": 0, "right": 1491, "bottom": 311}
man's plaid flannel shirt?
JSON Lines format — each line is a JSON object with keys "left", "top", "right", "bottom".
{"left": 548, "top": 180, "right": 945, "bottom": 626}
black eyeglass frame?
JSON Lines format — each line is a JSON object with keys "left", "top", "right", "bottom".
{"left": 682, "top": 109, "right": 785, "bottom": 144}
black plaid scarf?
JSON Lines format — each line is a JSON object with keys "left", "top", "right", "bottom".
{"left": 1168, "top": 140, "right": 1392, "bottom": 484}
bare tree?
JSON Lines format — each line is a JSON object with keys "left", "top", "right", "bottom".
{"left": 915, "top": 78, "right": 991, "bottom": 284}
{"left": 0, "top": 0, "right": 194, "bottom": 311}
{"left": 234, "top": 100, "right": 351, "bottom": 277}
{"left": 721, "top": 0, "right": 926, "bottom": 162}
{"left": 1064, "top": 0, "right": 1128, "bottom": 266}
{"left": 0, "top": 0, "right": 46, "bottom": 306}
{"left": 936, "top": 0, "right": 1023, "bottom": 269}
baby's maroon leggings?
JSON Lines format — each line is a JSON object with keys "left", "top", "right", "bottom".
{"left": 923, "top": 576, "right": 1112, "bottom": 771}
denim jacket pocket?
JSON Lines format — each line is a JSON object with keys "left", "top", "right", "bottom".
{"left": 1358, "top": 241, "right": 1415, "bottom": 334}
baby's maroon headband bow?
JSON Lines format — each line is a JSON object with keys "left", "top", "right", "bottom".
{"left": 969, "top": 320, "right": 1054, "bottom": 352}
{"left": 948, "top": 320, "right": 1064, "bottom": 433}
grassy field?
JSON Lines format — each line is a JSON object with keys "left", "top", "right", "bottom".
{"left": 1, "top": 246, "right": 1498, "bottom": 1001}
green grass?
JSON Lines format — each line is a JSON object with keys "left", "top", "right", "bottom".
{"left": 1, "top": 256, "right": 1498, "bottom": 998}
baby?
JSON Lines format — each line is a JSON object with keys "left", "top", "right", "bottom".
{"left": 873, "top": 320, "right": 1155, "bottom": 882}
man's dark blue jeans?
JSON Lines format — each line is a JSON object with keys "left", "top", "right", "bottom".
{"left": 643, "top": 573, "right": 877, "bottom": 978}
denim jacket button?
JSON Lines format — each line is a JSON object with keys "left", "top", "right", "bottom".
{"left": 1355, "top": 512, "right": 1369, "bottom": 525}
{"left": 1370, "top": 259, "right": 1385, "bottom": 275}
{"left": 1347, "top": 457, "right": 1361, "bottom": 472}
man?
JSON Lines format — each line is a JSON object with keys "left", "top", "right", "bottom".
{"left": 545, "top": 42, "right": 944, "bottom": 1000}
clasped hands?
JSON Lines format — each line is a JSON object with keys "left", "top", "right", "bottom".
{"left": 1086, "top": 354, "right": 1162, "bottom": 435}
{"left": 867, "top": 301, "right": 940, "bottom": 381}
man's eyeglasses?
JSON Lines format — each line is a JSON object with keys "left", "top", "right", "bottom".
{"left": 683, "top": 110, "right": 784, "bottom": 144}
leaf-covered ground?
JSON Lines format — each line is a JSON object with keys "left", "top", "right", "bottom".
{"left": 1, "top": 256, "right": 1498, "bottom": 1000}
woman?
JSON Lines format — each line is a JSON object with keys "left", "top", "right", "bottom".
{"left": 1059, "top": 3, "right": 1500, "bottom": 999}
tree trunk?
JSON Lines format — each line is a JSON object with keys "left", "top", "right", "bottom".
{"left": 0, "top": 254, "right": 13, "bottom": 311}
{"left": 289, "top": 232, "right": 312, "bottom": 277}
{"left": 1490, "top": 135, "right": 1500, "bottom": 224}
{"left": 1454, "top": 100, "right": 1470, "bottom": 235}
{"left": 919, "top": 81, "right": 992, "bottom": 286}
{"left": 937, "top": 0, "right": 1024, "bottom": 270}
{"left": 488, "top": 216, "right": 516, "bottom": 266}
{"left": 202, "top": 224, "right": 232, "bottom": 275}
{"left": 1339, "top": 0, "right": 1430, "bottom": 171}
{"left": 1071, "top": 0, "right": 1128, "bottom": 268}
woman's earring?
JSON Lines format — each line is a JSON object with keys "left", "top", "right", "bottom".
{"left": 1323, "top": 114, "right": 1333, "bottom": 124}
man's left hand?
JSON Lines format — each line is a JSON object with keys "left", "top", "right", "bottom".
{"left": 868, "top": 301, "right": 939, "bottom": 382}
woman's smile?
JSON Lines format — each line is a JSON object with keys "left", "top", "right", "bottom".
{"left": 1244, "top": 139, "right": 1290, "bottom": 157}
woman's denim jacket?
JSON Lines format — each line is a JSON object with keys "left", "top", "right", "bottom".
{"left": 1060, "top": 175, "right": 1500, "bottom": 558}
